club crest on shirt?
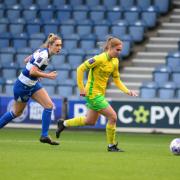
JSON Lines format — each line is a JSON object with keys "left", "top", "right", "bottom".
{"left": 88, "top": 58, "right": 95, "bottom": 64}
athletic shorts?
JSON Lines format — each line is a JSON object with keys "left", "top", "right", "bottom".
{"left": 85, "top": 95, "right": 109, "bottom": 111}
{"left": 13, "top": 79, "right": 42, "bottom": 102}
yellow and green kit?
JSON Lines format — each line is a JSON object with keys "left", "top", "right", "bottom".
{"left": 77, "top": 52, "right": 130, "bottom": 111}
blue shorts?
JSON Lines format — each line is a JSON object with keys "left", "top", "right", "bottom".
{"left": 13, "top": 79, "right": 42, "bottom": 102}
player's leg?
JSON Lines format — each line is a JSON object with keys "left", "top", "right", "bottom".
{"left": 56, "top": 109, "right": 99, "bottom": 138}
{"left": 0, "top": 101, "right": 26, "bottom": 128}
{"left": 32, "top": 87, "right": 59, "bottom": 145}
{"left": 99, "top": 105, "right": 124, "bottom": 152}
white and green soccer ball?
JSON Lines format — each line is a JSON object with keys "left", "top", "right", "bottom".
{"left": 170, "top": 138, "right": 180, "bottom": 155}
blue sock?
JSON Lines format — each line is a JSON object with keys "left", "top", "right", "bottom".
{"left": 41, "top": 108, "right": 52, "bottom": 137}
{"left": 0, "top": 111, "right": 16, "bottom": 129}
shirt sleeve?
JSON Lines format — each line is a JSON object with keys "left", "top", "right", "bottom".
{"left": 77, "top": 55, "right": 102, "bottom": 91}
{"left": 33, "top": 50, "right": 48, "bottom": 69}
{"left": 83, "top": 55, "right": 102, "bottom": 70}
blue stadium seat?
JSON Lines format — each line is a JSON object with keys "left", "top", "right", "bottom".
{"left": 57, "top": 85, "right": 73, "bottom": 97}
{"left": 56, "top": 5, "right": 72, "bottom": 22}
{"left": 158, "top": 82, "right": 176, "bottom": 99}
{"left": 51, "top": 54, "right": 67, "bottom": 69}
{"left": 43, "top": 85, "right": 55, "bottom": 96}
{"left": 5, "top": 84, "right": 14, "bottom": 95}
{"left": 4, "top": 0, "right": 18, "bottom": 7}
{"left": 6, "top": 4, "right": 22, "bottom": 21}
{"left": 26, "top": 19, "right": 42, "bottom": 34}
{"left": 176, "top": 88, "right": 180, "bottom": 99}
{"left": 102, "top": 0, "right": 117, "bottom": 8}
{"left": 154, "top": 0, "right": 170, "bottom": 14}
{"left": 76, "top": 23, "right": 93, "bottom": 37}
{"left": 129, "top": 20, "right": 146, "bottom": 42}
{"left": 0, "top": 18, "right": 8, "bottom": 34}
{"left": 0, "top": 32, "right": 11, "bottom": 48}
{"left": 166, "top": 51, "right": 180, "bottom": 69}
{"left": 0, "top": 4, "right": 6, "bottom": 18}
{"left": 43, "top": 19, "right": 59, "bottom": 36}
{"left": 141, "top": 6, "right": 158, "bottom": 28}
{"left": 106, "top": 6, "right": 123, "bottom": 23}
{"left": 12, "top": 33, "right": 28, "bottom": 49}
{"left": 140, "top": 81, "right": 158, "bottom": 99}
{"left": 85, "top": 0, "right": 101, "bottom": 7}
{"left": 172, "top": 67, "right": 180, "bottom": 85}
{"left": 72, "top": 6, "right": 89, "bottom": 22}
{"left": 56, "top": 70, "right": 69, "bottom": 84}
{"left": 111, "top": 20, "right": 128, "bottom": 38}
{"left": 86, "top": 48, "right": 102, "bottom": 56}
{"left": 52, "top": 0, "right": 66, "bottom": 7}
{"left": 89, "top": 6, "right": 106, "bottom": 23}
{"left": 35, "top": 0, "right": 50, "bottom": 7}
{"left": 136, "top": 0, "right": 151, "bottom": 10}
{"left": 120, "top": 35, "right": 133, "bottom": 58}
{"left": 58, "top": 78, "right": 76, "bottom": 86}
{"left": 63, "top": 34, "right": 80, "bottom": 51}
{"left": 153, "top": 65, "right": 172, "bottom": 86}
{"left": 9, "top": 18, "right": 25, "bottom": 35}
{"left": 22, "top": 5, "right": 39, "bottom": 21}
{"left": 2, "top": 67, "right": 18, "bottom": 80}
{"left": 60, "top": 24, "right": 75, "bottom": 36}
{"left": 0, "top": 47, "right": 16, "bottom": 65}
{"left": 68, "top": 48, "right": 85, "bottom": 69}
{"left": 80, "top": 38, "right": 96, "bottom": 51}
{"left": 93, "top": 21, "right": 110, "bottom": 40}
{"left": 39, "top": 5, "right": 55, "bottom": 21}
{"left": 124, "top": 6, "right": 141, "bottom": 24}
{"left": 19, "top": 0, "right": 33, "bottom": 8}
{"left": 118, "top": 0, "right": 135, "bottom": 9}
{"left": 29, "top": 33, "right": 46, "bottom": 50}
{"left": 69, "top": 0, "right": 83, "bottom": 6}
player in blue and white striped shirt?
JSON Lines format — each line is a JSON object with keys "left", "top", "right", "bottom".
{"left": 0, "top": 33, "right": 62, "bottom": 145}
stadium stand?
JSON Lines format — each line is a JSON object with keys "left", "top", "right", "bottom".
{"left": 0, "top": 0, "right": 176, "bottom": 98}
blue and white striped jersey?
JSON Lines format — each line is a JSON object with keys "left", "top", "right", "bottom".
{"left": 18, "top": 48, "right": 50, "bottom": 86}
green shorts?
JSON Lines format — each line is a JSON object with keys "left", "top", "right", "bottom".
{"left": 85, "top": 95, "right": 109, "bottom": 111}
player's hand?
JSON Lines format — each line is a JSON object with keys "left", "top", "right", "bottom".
{"left": 80, "top": 89, "right": 86, "bottom": 97}
{"left": 127, "top": 90, "right": 138, "bottom": 97}
{"left": 48, "top": 71, "right": 57, "bottom": 79}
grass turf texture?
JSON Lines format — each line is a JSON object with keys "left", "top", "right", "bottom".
{"left": 0, "top": 129, "right": 180, "bottom": 180}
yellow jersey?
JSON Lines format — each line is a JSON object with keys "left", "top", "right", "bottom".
{"left": 77, "top": 52, "right": 130, "bottom": 99}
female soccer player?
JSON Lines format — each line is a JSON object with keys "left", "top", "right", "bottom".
{"left": 56, "top": 36, "right": 138, "bottom": 151}
{"left": 0, "top": 33, "right": 62, "bottom": 145}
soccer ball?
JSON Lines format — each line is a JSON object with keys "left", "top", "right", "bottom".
{"left": 170, "top": 138, "right": 180, "bottom": 155}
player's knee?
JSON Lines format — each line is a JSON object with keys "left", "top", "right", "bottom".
{"left": 13, "top": 109, "right": 23, "bottom": 117}
{"left": 44, "top": 102, "right": 54, "bottom": 109}
{"left": 109, "top": 114, "right": 117, "bottom": 124}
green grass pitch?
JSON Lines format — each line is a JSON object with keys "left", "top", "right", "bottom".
{"left": 0, "top": 128, "right": 180, "bottom": 180}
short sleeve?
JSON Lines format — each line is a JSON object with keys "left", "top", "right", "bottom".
{"left": 33, "top": 49, "right": 48, "bottom": 68}
{"left": 83, "top": 55, "right": 102, "bottom": 69}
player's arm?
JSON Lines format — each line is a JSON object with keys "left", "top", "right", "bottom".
{"left": 112, "top": 60, "right": 138, "bottom": 96}
{"left": 29, "top": 51, "right": 57, "bottom": 80}
{"left": 77, "top": 56, "right": 101, "bottom": 96}
{"left": 29, "top": 66, "right": 57, "bottom": 79}
{"left": 24, "top": 55, "right": 32, "bottom": 64}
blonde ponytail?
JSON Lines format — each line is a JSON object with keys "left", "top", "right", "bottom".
{"left": 42, "top": 33, "right": 61, "bottom": 48}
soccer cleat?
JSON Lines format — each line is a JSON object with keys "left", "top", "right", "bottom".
{"left": 56, "top": 119, "right": 65, "bottom": 138}
{"left": 107, "top": 143, "right": 124, "bottom": 152}
{"left": 40, "top": 136, "right": 59, "bottom": 145}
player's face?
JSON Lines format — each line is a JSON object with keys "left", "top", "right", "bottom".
{"left": 110, "top": 43, "right": 123, "bottom": 58}
{"left": 50, "top": 39, "right": 62, "bottom": 54}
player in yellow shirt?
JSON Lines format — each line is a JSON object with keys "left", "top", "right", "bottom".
{"left": 56, "top": 36, "right": 138, "bottom": 152}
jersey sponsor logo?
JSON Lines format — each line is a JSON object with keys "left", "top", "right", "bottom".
{"left": 88, "top": 58, "right": 95, "bottom": 64}
{"left": 37, "top": 57, "right": 43, "bottom": 63}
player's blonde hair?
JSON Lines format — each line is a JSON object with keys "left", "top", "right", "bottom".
{"left": 102, "top": 36, "right": 122, "bottom": 51}
{"left": 42, "top": 33, "right": 61, "bottom": 48}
